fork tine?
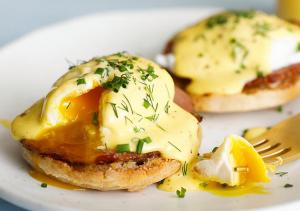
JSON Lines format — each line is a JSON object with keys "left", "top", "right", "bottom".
{"left": 255, "top": 142, "right": 281, "bottom": 153}
{"left": 260, "top": 147, "right": 291, "bottom": 159}
{"left": 251, "top": 139, "right": 269, "bottom": 148}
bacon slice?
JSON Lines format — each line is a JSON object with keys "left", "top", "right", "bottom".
{"left": 243, "top": 63, "right": 300, "bottom": 93}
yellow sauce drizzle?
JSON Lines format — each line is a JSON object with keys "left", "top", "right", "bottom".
{"left": 29, "top": 170, "right": 85, "bottom": 191}
{"left": 0, "top": 119, "right": 11, "bottom": 129}
{"left": 157, "top": 159, "right": 268, "bottom": 197}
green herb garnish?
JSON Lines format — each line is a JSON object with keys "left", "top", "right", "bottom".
{"left": 145, "top": 113, "right": 159, "bottom": 122}
{"left": 297, "top": 42, "right": 300, "bottom": 52}
{"left": 284, "top": 183, "right": 293, "bottom": 188}
{"left": 92, "top": 112, "right": 99, "bottom": 126}
{"left": 136, "top": 140, "right": 144, "bottom": 154}
{"left": 41, "top": 183, "right": 48, "bottom": 188}
{"left": 122, "top": 94, "right": 133, "bottom": 114}
{"left": 256, "top": 70, "right": 264, "bottom": 78}
{"left": 207, "top": 15, "right": 228, "bottom": 28}
{"left": 212, "top": 147, "right": 218, "bottom": 153}
{"left": 176, "top": 187, "right": 186, "bottom": 198}
{"left": 109, "top": 103, "right": 118, "bottom": 118}
{"left": 103, "top": 74, "right": 130, "bottom": 92}
{"left": 158, "top": 179, "right": 165, "bottom": 185}
{"left": 95, "top": 67, "right": 108, "bottom": 77}
{"left": 197, "top": 53, "right": 204, "bottom": 57}
{"left": 242, "top": 128, "right": 249, "bottom": 137}
{"left": 116, "top": 144, "right": 130, "bottom": 153}
{"left": 230, "top": 38, "right": 249, "bottom": 62}
{"left": 136, "top": 137, "right": 152, "bottom": 154}
{"left": 254, "top": 22, "right": 271, "bottom": 37}
{"left": 139, "top": 65, "right": 158, "bottom": 82}
{"left": 164, "top": 101, "right": 170, "bottom": 114}
{"left": 66, "top": 102, "right": 71, "bottom": 109}
{"left": 143, "top": 99, "right": 151, "bottom": 109}
{"left": 182, "top": 161, "right": 188, "bottom": 176}
{"left": 276, "top": 106, "right": 283, "bottom": 113}
{"left": 76, "top": 78, "right": 86, "bottom": 85}
{"left": 168, "top": 141, "right": 182, "bottom": 152}
{"left": 275, "top": 172, "right": 288, "bottom": 177}
{"left": 232, "top": 10, "right": 255, "bottom": 19}
{"left": 199, "top": 182, "right": 208, "bottom": 188}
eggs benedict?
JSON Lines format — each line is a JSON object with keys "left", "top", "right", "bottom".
{"left": 11, "top": 52, "right": 201, "bottom": 191}
{"left": 157, "top": 10, "right": 300, "bottom": 112}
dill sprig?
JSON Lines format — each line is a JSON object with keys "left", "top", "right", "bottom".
{"left": 182, "top": 161, "right": 188, "bottom": 176}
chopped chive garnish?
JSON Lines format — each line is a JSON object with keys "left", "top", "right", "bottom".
{"left": 92, "top": 112, "right": 99, "bottom": 126}
{"left": 199, "top": 182, "right": 208, "bottom": 188}
{"left": 143, "top": 99, "right": 151, "bottom": 109}
{"left": 168, "top": 141, "right": 182, "bottom": 152}
{"left": 164, "top": 101, "right": 170, "bottom": 114}
{"left": 116, "top": 144, "right": 130, "bottom": 153}
{"left": 212, "top": 147, "right": 218, "bottom": 153}
{"left": 284, "top": 183, "right": 293, "bottom": 188}
{"left": 158, "top": 179, "right": 165, "bottom": 185}
{"left": 41, "top": 183, "right": 48, "bottom": 188}
{"left": 136, "top": 137, "right": 152, "bottom": 153}
{"left": 297, "top": 42, "right": 300, "bottom": 52}
{"left": 182, "top": 161, "right": 188, "bottom": 176}
{"left": 197, "top": 53, "right": 203, "bottom": 57}
{"left": 136, "top": 140, "right": 144, "bottom": 154}
{"left": 276, "top": 106, "right": 283, "bottom": 113}
{"left": 103, "top": 74, "right": 130, "bottom": 92}
{"left": 76, "top": 78, "right": 86, "bottom": 85}
{"left": 109, "top": 103, "right": 118, "bottom": 118}
{"left": 206, "top": 15, "right": 228, "bottom": 28}
{"left": 176, "top": 187, "right": 186, "bottom": 198}
{"left": 145, "top": 113, "right": 159, "bottom": 122}
{"left": 232, "top": 10, "right": 255, "bottom": 19}
{"left": 66, "top": 102, "right": 71, "bottom": 109}
{"left": 242, "top": 128, "right": 249, "bottom": 137}
{"left": 122, "top": 94, "right": 133, "bottom": 114}
{"left": 256, "top": 70, "right": 264, "bottom": 78}
{"left": 95, "top": 67, "right": 107, "bottom": 76}
{"left": 275, "top": 172, "right": 288, "bottom": 177}
{"left": 139, "top": 65, "right": 158, "bottom": 82}
{"left": 140, "top": 136, "right": 152, "bottom": 144}
{"left": 254, "top": 22, "right": 271, "bottom": 37}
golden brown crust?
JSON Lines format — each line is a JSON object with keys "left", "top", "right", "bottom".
{"left": 23, "top": 147, "right": 181, "bottom": 191}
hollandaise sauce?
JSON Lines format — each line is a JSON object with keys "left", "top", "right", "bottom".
{"left": 12, "top": 53, "right": 200, "bottom": 166}
{"left": 0, "top": 119, "right": 11, "bottom": 129}
{"left": 157, "top": 159, "right": 268, "bottom": 197}
{"left": 29, "top": 170, "right": 84, "bottom": 190}
{"left": 172, "top": 10, "right": 300, "bottom": 95}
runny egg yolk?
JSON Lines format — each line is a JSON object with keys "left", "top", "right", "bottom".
{"left": 60, "top": 86, "right": 103, "bottom": 123}
{"left": 231, "top": 138, "right": 270, "bottom": 184}
{"left": 24, "top": 87, "right": 104, "bottom": 164}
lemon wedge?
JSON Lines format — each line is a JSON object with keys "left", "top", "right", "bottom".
{"left": 195, "top": 134, "right": 270, "bottom": 186}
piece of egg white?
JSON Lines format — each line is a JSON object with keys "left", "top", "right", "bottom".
{"left": 194, "top": 134, "right": 269, "bottom": 186}
{"left": 156, "top": 35, "right": 300, "bottom": 74}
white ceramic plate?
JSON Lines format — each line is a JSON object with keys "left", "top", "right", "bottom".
{"left": 0, "top": 7, "right": 300, "bottom": 211}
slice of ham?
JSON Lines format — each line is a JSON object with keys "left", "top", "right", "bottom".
{"left": 174, "top": 86, "right": 194, "bottom": 113}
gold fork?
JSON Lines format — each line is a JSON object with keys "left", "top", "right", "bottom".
{"left": 247, "top": 114, "right": 300, "bottom": 166}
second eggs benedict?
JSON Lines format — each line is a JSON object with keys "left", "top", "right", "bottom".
{"left": 157, "top": 10, "right": 300, "bottom": 112}
{"left": 11, "top": 52, "right": 201, "bottom": 191}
